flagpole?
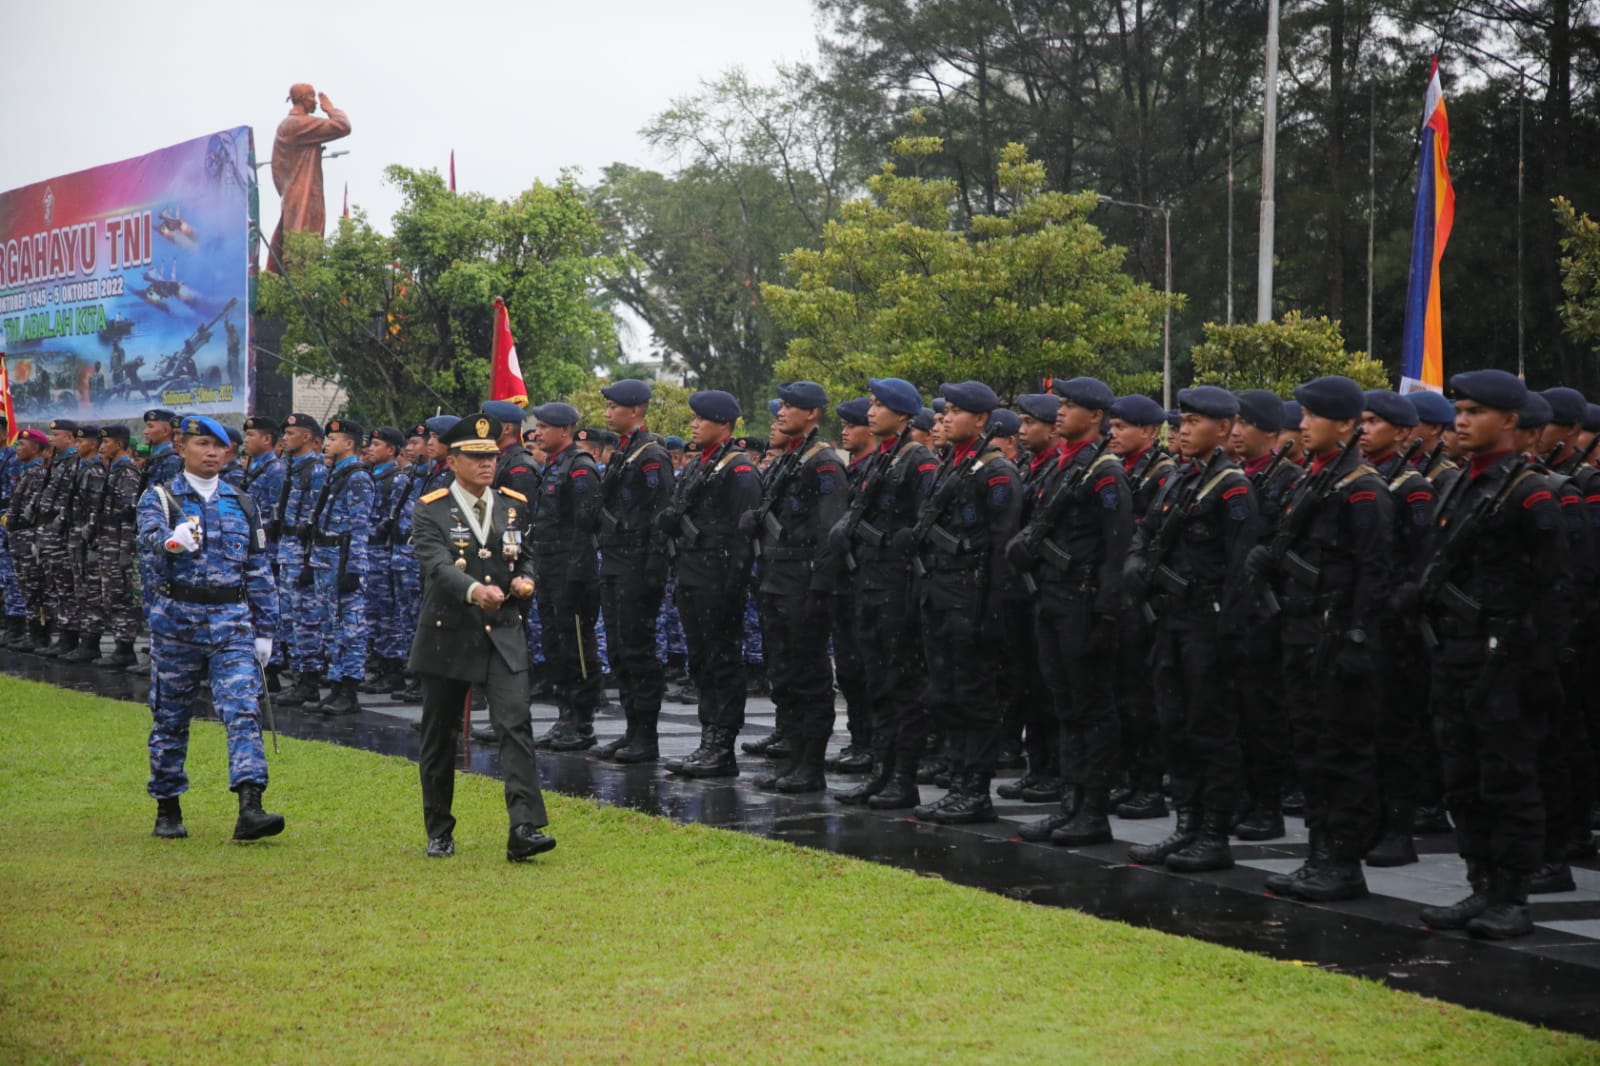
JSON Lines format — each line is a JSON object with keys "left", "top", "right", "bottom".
{"left": 1227, "top": 101, "right": 1235, "bottom": 325}
{"left": 1367, "top": 79, "right": 1376, "bottom": 355}
{"left": 1257, "top": 0, "right": 1281, "bottom": 323}
{"left": 1516, "top": 67, "right": 1526, "bottom": 380}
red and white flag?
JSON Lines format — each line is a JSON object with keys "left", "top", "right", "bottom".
{"left": 449, "top": 150, "right": 457, "bottom": 193}
{"left": 0, "top": 354, "right": 16, "bottom": 444}
{"left": 489, "top": 296, "right": 527, "bottom": 406}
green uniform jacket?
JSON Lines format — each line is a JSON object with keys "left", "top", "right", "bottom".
{"left": 407, "top": 485, "right": 538, "bottom": 681}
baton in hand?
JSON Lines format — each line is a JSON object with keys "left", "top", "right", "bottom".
{"left": 257, "top": 662, "right": 280, "bottom": 754}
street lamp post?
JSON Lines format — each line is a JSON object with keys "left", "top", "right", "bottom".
{"left": 1098, "top": 195, "right": 1174, "bottom": 409}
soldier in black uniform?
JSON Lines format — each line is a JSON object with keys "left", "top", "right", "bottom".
{"left": 819, "top": 397, "right": 880, "bottom": 775}
{"left": 1011, "top": 378, "right": 1132, "bottom": 846}
{"left": 1126, "top": 387, "right": 1257, "bottom": 871}
{"left": 1227, "top": 390, "right": 1301, "bottom": 841}
{"left": 658, "top": 390, "right": 763, "bottom": 777}
{"left": 741, "top": 381, "right": 847, "bottom": 793}
{"left": 900, "top": 381, "right": 1022, "bottom": 825}
{"left": 1410, "top": 370, "right": 1566, "bottom": 939}
{"left": 997, "top": 392, "right": 1064, "bottom": 804}
{"left": 1407, "top": 390, "right": 1462, "bottom": 495}
{"left": 591, "top": 379, "right": 674, "bottom": 763}
{"left": 483, "top": 400, "right": 541, "bottom": 501}
{"left": 408, "top": 412, "right": 555, "bottom": 862}
{"left": 1247, "top": 377, "right": 1392, "bottom": 900}
{"left": 524, "top": 401, "right": 603, "bottom": 751}
{"left": 1104, "top": 395, "right": 1175, "bottom": 819}
{"left": 1360, "top": 390, "right": 1439, "bottom": 868}
{"left": 829, "top": 379, "right": 937, "bottom": 807}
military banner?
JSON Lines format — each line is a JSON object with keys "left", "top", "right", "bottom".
{"left": 0, "top": 127, "right": 256, "bottom": 427}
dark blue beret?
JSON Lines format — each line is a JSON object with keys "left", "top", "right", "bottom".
{"left": 1052, "top": 376, "right": 1114, "bottom": 410}
{"left": 325, "top": 418, "right": 364, "bottom": 440}
{"left": 100, "top": 425, "right": 131, "bottom": 443}
{"left": 1177, "top": 386, "right": 1240, "bottom": 420}
{"left": 73, "top": 424, "right": 101, "bottom": 440}
{"left": 600, "top": 379, "right": 653, "bottom": 407}
{"left": 1363, "top": 389, "right": 1418, "bottom": 428}
{"left": 481, "top": 400, "right": 528, "bottom": 425}
{"left": 284, "top": 412, "right": 324, "bottom": 436}
{"left": 531, "top": 402, "right": 580, "bottom": 427}
{"left": 1518, "top": 392, "right": 1552, "bottom": 430}
{"left": 777, "top": 380, "right": 829, "bottom": 410}
{"left": 371, "top": 426, "right": 406, "bottom": 450}
{"left": 1108, "top": 395, "right": 1165, "bottom": 426}
{"left": 1448, "top": 369, "right": 1527, "bottom": 413}
{"left": 939, "top": 380, "right": 1001, "bottom": 414}
{"left": 1405, "top": 390, "right": 1455, "bottom": 425}
{"left": 987, "top": 409, "right": 1021, "bottom": 438}
{"left": 424, "top": 415, "right": 459, "bottom": 437}
{"left": 243, "top": 416, "right": 279, "bottom": 435}
{"left": 912, "top": 407, "right": 936, "bottom": 432}
{"left": 689, "top": 390, "right": 741, "bottom": 424}
{"left": 1015, "top": 393, "right": 1061, "bottom": 423}
{"left": 931, "top": 397, "right": 947, "bottom": 414}
{"left": 1165, "top": 409, "right": 1182, "bottom": 430}
{"left": 664, "top": 435, "right": 686, "bottom": 450}
{"left": 225, "top": 426, "right": 244, "bottom": 447}
{"left": 1235, "top": 389, "right": 1287, "bottom": 433}
{"left": 835, "top": 397, "right": 871, "bottom": 426}
{"left": 1293, "top": 376, "right": 1365, "bottom": 421}
{"left": 181, "top": 414, "right": 230, "bottom": 445}
{"left": 1281, "top": 400, "right": 1303, "bottom": 429}
{"left": 869, "top": 377, "right": 922, "bottom": 417}
{"left": 142, "top": 408, "right": 179, "bottom": 426}
{"left": 1541, "top": 386, "right": 1588, "bottom": 426}
{"left": 767, "top": 399, "right": 781, "bottom": 417}
{"left": 1586, "top": 404, "right": 1600, "bottom": 434}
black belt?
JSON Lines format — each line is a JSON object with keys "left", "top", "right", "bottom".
{"left": 598, "top": 530, "right": 651, "bottom": 547}
{"left": 158, "top": 581, "right": 247, "bottom": 605}
{"left": 310, "top": 531, "right": 347, "bottom": 547}
{"left": 918, "top": 554, "right": 984, "bottom": 573}
{"left": 760, "top": 546, "right": 814, "bottom": 562}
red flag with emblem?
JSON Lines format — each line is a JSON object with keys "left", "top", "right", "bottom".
{"left": 489, "top": 297, "right": 527, "bottom": 406}
{"left": 0, "top": 354, "right": 16, "bottom": 444}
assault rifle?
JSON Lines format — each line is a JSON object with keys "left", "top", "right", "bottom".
{"left": 904, "top": 425, "right": 1003, "bottom": 576}
{"left": 1416, "top": 453, "right": 1533, "bottom": 647}
{"left": 1243, "top": 424, "right": 1365, "bottom": 616}
{"left": 1007, "top": 437, "right": 1110, "bottom": 594}
{"left": 835, "top": 446, "right": 896, "bottom": 573}
{"left": 1134, "top": 447, "right": 1229, "bottom": 622}
{"left": 744, "top": 429, "right": 815, "bottom": 557}
{"left": 1249, "top": 441, "right": 1294, "bottom": 491}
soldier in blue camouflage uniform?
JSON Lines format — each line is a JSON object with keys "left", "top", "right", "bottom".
{"left": 31, "top": 420, "right": 83, "bottom": 656}
{"left": 3, "top": 430, "right": 51, "bottom": 650}
{"left": 656, "top": 436, "right": 690, "bottom": 694}
{"left": 220, "top": 427, "right": 246, "bottom": 487}
{"left": 361, "top": 426, "right": 408, "bottom": 694}
{"left": 139, "top": 414, "right": 283, "bottom": 842}
{"left": 62, "top": 425, "right": 109, "bottom": 662}
{"left": 305, "top": 418, "right": 376, "bottom": 715}
{"left": 390, "top": 417, "right": 457, "bottom": 702}
{"left": 0, "top": 415, "right": 24, "bottom": 645}
{"left": 92, "top": 426, "right": 144, "bottom": 667}
{"left": 132, "top": 409, "right": 187, "bottom": 632}
{"left": 273, "top": 414, "right": 329, "bottom": 707}
{"left": 240, "top": 417, "right": 286, "bottom": 686}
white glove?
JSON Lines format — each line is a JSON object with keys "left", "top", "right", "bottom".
{"left": 254, "top": 638, "right": 273, "bottom": 667}
{"left": 165, "top": 521, "right": 200, "bottom": 553}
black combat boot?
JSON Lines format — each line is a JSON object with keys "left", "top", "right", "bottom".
{"left": 594, "top": 708, "right": 634, "bottom": 759}
{"left": 63, "top": 631, "right": 102, "bottom": 662}
{"left": 613, "top": 716, "right": 661, "bottom": 763}
{"left": 1128, "top": 807, "right": 1199, "bottom": 865}
{"left": 1051, "top": 788, "right": 1114, "bottom": 846}
{"left": 997, "top": 770, "right": 1044, "bottom": 801}
{"left": 1115, "top": 789, "right": 1169, "bottom": 819}
{"left": 358, "top": 660, "right": 396, "bottom": 694}
{"left": 1528, "top": 861, "right": 1576, "bottom": 894}
{"left": 94, "top": 639, "right": 138, "bottom": 668}
{"left": 390, "top": 673, "right": 423, "bottom": 702}
{"left": 663, "top": 728, "right": 711, "bottom": 774}
{"left": 917, "top": 774, "right": 997, "bottom": 825}
{"left": 1280, "top": 788, "right": 1306, "bottom": 815}
{"left": 506, "top": 823, "right": 557, "bottom": 862}
{"left": 1419, "top": 860, "right": 1491, "bottom": 929}
{"left": 15, "top": 620, "right": 45, "bottom": 653}
{"left": 1265, "top": 831, "right": 1333, "bottom": 895}
{"left": 672, "top": 726, "right": 739, "bottom": 778}
{"left": 1018, "top": 786, "right": 1083, "bottom": 842}
{"left": 1019, "top": 775, "right": 1067, "bottom": 804}
{"left": 1165, "top": 810, "right": 1236, "bottom": 872}
{"left": 1465, "top": 869, "right": 1534, "bottom": 940}
{"left": 1, "top": 616, "right": 24, "bottom": 646}
{"left": 835, "top": 741, "right": 894, "bottom": 805}
{"left": 152, "top": 797, "right": 187, "bottom": 839}
{"left": 232, "top": 784, "right": 285, "bottom": 841}
{"left": 1365, "top": 803, "right": 1419, "bottom": 867}
{"left": 38, "top": 628, "right": 76, "bottom": 658}
{"left": 1233, "top": 804, "right": 1287, "bottom": 841}
{"left": 867, "top": 750, "right": 922, "bottom": 810}
{"left": 1285, "top": 854, "right": 1368, "bottom": 901}
{"left": 1413, "top": 804, "right": 1453, "bottom": 834}
{"left": 549, "top": 708, "right": 598, "bottom": 752}
{"left": 276, "top": 669, "right": 323, "bottom": 707}
{"left": 534, "top": 709, "right": 572, "bottom": 749}
{"left": 772, "top": 735, "right": 828, "bottom": 793}
{"left": 315, "top": 678, "right": 361, "bottom": 716}
{"left": 742, "top": 728, "right": 793, "bottom": 757}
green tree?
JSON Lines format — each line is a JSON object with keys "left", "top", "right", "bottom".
{"left": 259, "top": 167, "right": 619, "bottom": 427}
{"left": 763, "top": 140, "right": 1172, "bottom": 401}
{"left": 1555, "top": 197, "right": 1600, "bottom": 354}
{"left": 1189, "top": 311, "right": 1388, "bottom": 395}
{"left": 561, "top": 377, "right": 702, "bottom": 441}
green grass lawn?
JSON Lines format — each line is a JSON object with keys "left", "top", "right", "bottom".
{"left": 0, "top": 675, "right": 1593, "bottom": 1065}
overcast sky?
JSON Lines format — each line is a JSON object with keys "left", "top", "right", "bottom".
{"left": 3, "top": 0, "right": 823, "bottom": 231}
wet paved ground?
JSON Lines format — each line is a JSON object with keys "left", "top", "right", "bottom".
{"left": 8, "top": 648, "right": 1600, "bottom": 1039}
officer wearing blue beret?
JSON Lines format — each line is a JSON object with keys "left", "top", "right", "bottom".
{"left": 1125, "top": 385, "right": 1257, "bottom": 872}
{"left": 301, "top": 418, "right": 377, "bottom": 716}
{"left": 361, "top": 426, "right": 410, "bottom": 696}
{"left": 658, "top": 390, "right": 763, "bottom": 777}
{"left": 139, "top": 414, "right": 283, "bottom": 842}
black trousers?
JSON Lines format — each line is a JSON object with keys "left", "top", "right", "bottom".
{"left": 1231, "top": 624, "right": 1291, "bottom": 811}
{"left": 759, "top": 584, "right": 835, "bottom": 739}
{"left": 1117, "top": 611, "right": 1163, "bottom": 793}
{"left": 418, "top": 662, "right": 548, "bottom": 841}
{"left": 855, "top": 562, "right": 927, "bottom": 760}
{"left": 1034, "top": 590, "right": 1118, "bottom": 790}
{"left": 920, "top": 569, "right": 1002, "bottom": 779}
{"left": 1003, "top": 597, "right": 1055, "bottom": 773}
{"left": 677, "top": 582, "right": 747, "bottom": 731}
{"left": 830, "top": 589, "right": 869, "bottom": 746}
{"left": 600, "top": 573, "right": 666, "bottom": 725}
{"left": 1153, "top": 619, "right": 1242, "bottom": 816}
{"left": 536, "top": 577, "right": 602, "bottom": 718}
{"left": 1429, "top": 639, "right": 1546, "bottom": 873}
{"left": 1375, "top": 632, "right": 1435, "bottom": 814}
{"left": 1280, "top": 638, "right": 1382, "bottom": 859}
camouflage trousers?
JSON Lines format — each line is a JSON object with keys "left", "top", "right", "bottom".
{"left": 147, "top": 633, "right": 268, "bottom": 798}
{"left": 277, "top": 539, "right": 324, "bottom": 674}
{"left": 98, "top": 538, "right": 140, "bottom": 642}
{"left": 384, "top": 556, "right": 421, "bottom": 661}
{"left": 313, "top": 565, "right": 367, "bottom": 683}
{"left": 0, "top": 525, "right": 25, "bottom": 619}
{"left": 10, "top": 528, "right": 45, "bottom": 623}
{"left": 70, "top": 542, "right": 104, "bottom": 632}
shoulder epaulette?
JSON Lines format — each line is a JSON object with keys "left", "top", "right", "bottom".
{"left": 420, "top": 488, "right": 449, "bottom": 504}
{"left": 498, "top": 487, "right": 528, "bottom": 503}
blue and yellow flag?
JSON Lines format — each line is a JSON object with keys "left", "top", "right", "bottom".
{"left": 1400, "top": 56, "right": 1456, "bottom": 394}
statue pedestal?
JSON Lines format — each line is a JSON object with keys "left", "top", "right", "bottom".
{"left": 252, "top": 315, "right": 293, "bottom": 421}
